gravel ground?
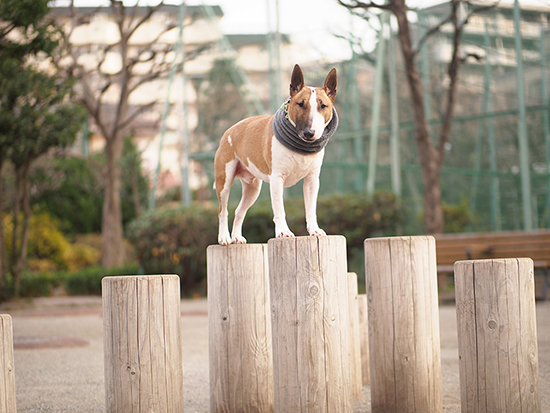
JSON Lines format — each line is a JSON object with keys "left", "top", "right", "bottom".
{"left": 1, "top": 296, "right": 548, "bottom": 412}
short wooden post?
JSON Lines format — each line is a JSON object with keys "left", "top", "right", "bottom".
{"left": 102, "top": 275, "right": 184, "bottom": 412}
{"left": 268, "top": 235, "right": 352, "bottom": 412}
{"left": 347, "top": 272, "right": 363, "bottom": 399}
{"left": 455, "top": 258, "right": 541, "bottom": 412}
{"left": 207, "top": 244, "right": 274, "bottom": 413}
{"left": 0, "top": 315, "right": 16, "bottom": 413}
{"left": 364, "top": 236, "right": 442, "bottom": 412}
{"left": 357, "top": 294, "right": 370, "bottom": 386}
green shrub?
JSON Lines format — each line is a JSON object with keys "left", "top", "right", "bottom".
{"left": 20, "top": 272, "right": 63, "bottom": 297}
{"left": 3, "top": 211, "right": 101, "bottom": 273}
{"left": 4, "top": 211, "right": 70, "bottom": 269}
{"left": 443, "top": 199, "right": 473, "bottom": 233}
{"left": 127, "top": 205, "right": 218, "bottom": 296}
{"left": 30, "top": 138, "right": 148, "bottom": 234}
{"left": 64, "top": 264, "right": 140, "bottom": 295}
{"left": 1, "top": 272, "right": 65, "bottom": 299}
{"left": 30, "top": 156, "right": 103, "bottom": 234}
{"left": 63, "top": 242, "right": 101, "bottom": 272}
{"left": 127, "top": 192, "right": 403, "bottom": 294}
{"left": 243, "top": 192, "right": 403, "bottom": 249}
{"left": 0, "top": 264, "right": 140, "bottom": 299}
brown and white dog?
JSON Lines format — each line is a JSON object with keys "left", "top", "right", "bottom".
{"left": 214, "top": 64, "right": 338, "bottom": 245}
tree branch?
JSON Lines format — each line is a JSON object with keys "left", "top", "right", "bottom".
{"left": 459, "top": 1, "right": 500, "bottom": 31}
{"left": 414, "top": 0, "right": 499, "bottom": 55}
{"left": 118, "top": 100, "right": 158, "bottom": 131}
{"left": 413, "top": 13, "right": 453, "bottom": 56}
{"left": 337, "top": 0, "right": 394, "bottom": 12}
{"left": 437, "top": 0, "right": 460, "bottom": 164}
{"left": 124, "top": 0, "right": 166, "bottom": 41}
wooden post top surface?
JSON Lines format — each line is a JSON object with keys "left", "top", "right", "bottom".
{"left": 101, "top": 274, "right": 180, "bottom": 282}
{"left": 207, "top": 243, "right": 267, "bottom": 251}
{"left": 208, "top": 235, "right": 347, "bottom": 251}
{"left": 268, "top": 234, "right": 346, "bottom": 245}
{"left": 364, "top": 235, "right": 435, "bottom": 243}
{"left": 454, "top": 257, "right": 534, "bottom": 267}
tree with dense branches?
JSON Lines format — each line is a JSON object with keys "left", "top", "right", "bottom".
{"left": 53, "top": 1, "right": 211, "bottom": 267}
{"left": 0, "top": 0, "right": 86, "bottom": 295}
{"left": 338, "top": 0, "right": 496, "bottom": 233}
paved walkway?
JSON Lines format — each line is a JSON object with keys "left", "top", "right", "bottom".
{"left": 1, "top": 296, "right": 548, "bottom": 412}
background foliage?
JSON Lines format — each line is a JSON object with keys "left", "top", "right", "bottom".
{"left": 29, "top": 137, "right": 148, "bottom": 234}
{"left": 127, "top": 192, "right": 404, "bottom": 294}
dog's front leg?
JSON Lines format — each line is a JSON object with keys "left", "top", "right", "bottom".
{"left": 304, "top": 172, "right": 326, "bottom": 237}
{"left": 270, "top": 174, "right": 294, "bottom": 238}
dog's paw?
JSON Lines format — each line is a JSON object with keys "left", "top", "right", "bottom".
{"left": 218, "top": 233, "right": 232, "bottom": 246}
{"left": 231, "top": 235, "right": 247, "bottom": 244}
{"left": 276, "top": 229, "right": 295, "bottom": 238}
{"left": 307, "top": 227, "right": 326, "bottom": 237}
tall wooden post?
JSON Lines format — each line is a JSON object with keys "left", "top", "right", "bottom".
{"left": 0, "top": 315, "right": 16, "bottom": 413}
{"left": 455, "top": 258, "right": 541, "bottom": 412}
{"left": 102, "top": 275, "right": 184, "bottom": 412}
{"left": 347, "top": 272, "right": 363, "bottom": 399}
{"left": 357, "top": 294, "right": 370, "bottom": 386}
{"left": 207, "top": 244, "right": 274, "bottom": 413}
{"left": 364, "top": 236, "right": 442, "bottom": 412}
{"left": 268, "top": 235, "right": 352, "bottom": 412}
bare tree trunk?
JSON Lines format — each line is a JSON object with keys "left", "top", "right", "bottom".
{"left": 0, "top": 155, "right": 6, "bottom": 291}
{"left": 393, "top": 0, "right": 445, "bottom": 234}
{"left": 12, "top": 161, "right": 32, "bottom": 296}
{"left": 10, "top": 171, "right": 20, "bottom": 271}
{"left": 102, "top": 135, "right": 125, "bottom": 268}
{"left": 132, "top": 171, "right": 141, "bottom": 218}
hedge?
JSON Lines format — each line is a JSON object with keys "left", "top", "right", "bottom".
{"left": 0, "top": 264, "right": 140, "bottom": 300}
{"left": 127, "top": 192, "right": 404, "bottom": 295}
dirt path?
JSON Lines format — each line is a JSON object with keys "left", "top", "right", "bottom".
{"left": 1, "top": 297, "right": 548, "bottom": 412}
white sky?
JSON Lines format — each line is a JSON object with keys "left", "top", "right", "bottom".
{"left": 55, "top": 0, "right": 549, "bottom": 60}
{"left": 199, "top": 0, "right": 445, "bottom": 60}
{"left": 54, "top": 0, "right": 447, "bottom": 60}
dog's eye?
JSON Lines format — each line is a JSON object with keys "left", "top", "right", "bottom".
{"left": 320, "top": 103, "right": 327, "bottom": 109}
{"left": 297, "top": 101, "right": 305, "bottom": 108}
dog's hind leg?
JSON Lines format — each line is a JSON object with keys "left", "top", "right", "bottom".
{"left": 231, "top": 177, "right": 262, "bottom": 244}
{"left": 215, "top": 158, "right": 237, "bottom": 246}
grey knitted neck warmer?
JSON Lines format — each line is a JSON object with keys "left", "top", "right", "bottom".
{"left": 272, "top": 99, "right": 338, "bottom": 155}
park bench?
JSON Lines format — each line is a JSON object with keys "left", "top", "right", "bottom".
{"left": 434, "top": 229, "right": 550, "bottom": 300}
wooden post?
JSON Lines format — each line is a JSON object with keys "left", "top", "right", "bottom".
{"left": 455, "top": 258, "right": 541, "bottom": 412}
{"left": 207, "top": 244, "right": 274, "bottom": 413}
{"left": 347, "top": 272, "right": 363, "bottom": 399}
{"left": 0, "top": 315, "right": 16, "bottom": 413}
{"left": 268, "top": 235, "right": 352, "bottom": 412}
{"left": 364, "top": 236, "right": 442, "bottom": 412}
{"left": 357, "top": 294, "right": 370, "bottom": 386}
{"left": 102, "top": 275, "right": 184, "bottom": 412}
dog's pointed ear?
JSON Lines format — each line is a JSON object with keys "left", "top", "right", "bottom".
{"left": 290, "top": 64, "right": 304, "bottom": 97}
{"left": 324, "top": 68, "right": 337, "bottom": 102}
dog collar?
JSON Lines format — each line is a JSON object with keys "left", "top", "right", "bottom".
{"left": 273, "top": 98, "right": 338, "bottom": 155}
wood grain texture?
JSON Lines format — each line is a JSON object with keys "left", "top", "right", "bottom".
{"left": 357, "top": 294, "right": 370, "bottom": 386}
{"left": 347, "top": 273, "right": 363, "bottom": 400}
{"left": 207, "top": 244, "right": 274, "bottom": 413}
{"left": 364, "top": 236, "right": 442, "bottom": 413}
{"left": 102, "top": 275, "right": 184, "bottom": 413}
{"left": 0, "top": 315, "right": 16, "bottom": 413}
{"left": 268, "top": 235, "right": 352, "bottom": 412}
{"left": 455, "top": 258, "right": 541, "bottom": 413}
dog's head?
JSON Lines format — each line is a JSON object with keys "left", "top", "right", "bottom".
{"left": 287, "top": 64, "right": 337, "bottom": 142}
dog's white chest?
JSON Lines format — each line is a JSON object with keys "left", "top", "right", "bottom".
{"left": 270, "top": 137, "right": 324, "bottom": 187}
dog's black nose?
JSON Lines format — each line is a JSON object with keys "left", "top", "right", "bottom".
{"left": 303, "top": 130, "right": 315, "bottom": 140}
